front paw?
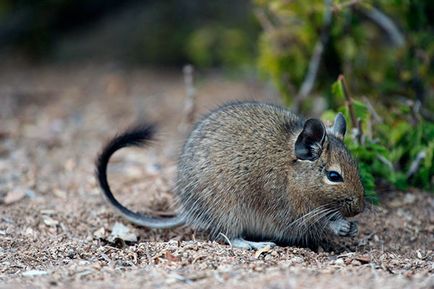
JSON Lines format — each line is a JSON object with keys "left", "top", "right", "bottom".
{"left": 329, "top": 219, "right": 358, "bottom": 237}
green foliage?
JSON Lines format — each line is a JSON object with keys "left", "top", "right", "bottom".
{"left": 0, "top": 0, "right": 259, "bottom": 66}
{"left": 256, "top": 0, "right": 327, "bottom": 102}
{"left": 255, "top": 0, "right": 434, "bottom": 113}
{"left": 326, "top": 77, "right": 434, "bottom": 203}
{"left": 256, "top": 0, "right": 434, "bottom": 197}
{"left": 186, "top": 25, "right": 254, "bottom": 68}
{"left": 382, "top": 114, "right": 434, "bottom": 191}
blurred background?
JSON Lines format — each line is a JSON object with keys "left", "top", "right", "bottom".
{"left": 0, "top": 1, "right": 433, "bottom": 107}
{"left": 0, "top": 0, "right": 433, "bottom": 194}
{"left": 0, "top": 0, "right": 258, "bottom": 67}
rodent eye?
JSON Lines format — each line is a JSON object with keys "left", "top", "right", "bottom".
{"left": 326, "top": 170, "right": 343, "bottom": 183}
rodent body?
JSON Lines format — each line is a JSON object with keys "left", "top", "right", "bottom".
{"left": 97, "top": 101, "right": 365, "bottom": 250}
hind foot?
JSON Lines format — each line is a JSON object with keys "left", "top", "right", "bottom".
{"left": 329, "top": 219, "right": 358, "bottom": 237}
{"left": 230, "top": 238, "right": 276, "bottom": 250}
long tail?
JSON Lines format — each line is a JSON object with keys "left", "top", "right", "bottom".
{"left": 95, "top": 124, "right": 185, "bottom": 229}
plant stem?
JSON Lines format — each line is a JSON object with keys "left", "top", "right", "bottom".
{"left": 339, "top": 74, "right": 364, "bottom": 144}
{"left": 339, "top": 75, "right": 357, "bottom": 128}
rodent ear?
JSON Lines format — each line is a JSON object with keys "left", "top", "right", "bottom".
{"left": 295, "top": 119, "right": 326, "bottom": 161}
{"left": 331, "top": 112, "right": 346, "bottom": 140}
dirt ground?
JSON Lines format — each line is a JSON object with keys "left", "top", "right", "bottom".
{"left": 0, "top": 63, "right": 432, "bottom": 289}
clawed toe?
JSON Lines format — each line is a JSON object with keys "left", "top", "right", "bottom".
{"left": 348, "top": 221, "right": 358, "bottom": 237}
{"left": 329, "top": 219, "right": 358, "bottom": 237}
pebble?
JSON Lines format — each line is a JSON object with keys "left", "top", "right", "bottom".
{"left": 22, "top": 270, "right": 49, "bottom": 277}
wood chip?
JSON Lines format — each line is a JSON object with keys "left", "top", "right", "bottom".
{"left": 355, "top": 255, "right": 371, "bottom": 264}
{"left": 164, "top": 251, "right": 180, "bottom": 262}
{"left": 254, "top": 245, "right": 272, "bottom": 258}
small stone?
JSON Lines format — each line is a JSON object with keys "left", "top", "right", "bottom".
{"left": 93, "top": 227, "right": 106, "bottom": 239}
{"left": 40, "top": 209, "right": 57, "bottom": 216}
{"left": 43, "top": 216, "right": 59, "bottom": 227}
{"left": 335, "top": 258, "right": 345, "bottom": 266}
{"left": 108, "top": 222, "right": 137, "bottom": 243}
{"left": 22, "top": 270, "right": 49, "bottom": 277}
{"left": 24, "top": 227, "right": 34, "bottom": 236}
{"left": 291, "top": 256, "right": 304, "bottom": 264}
{"left": 3, "top": 190, "right": 26, "bottom": 205}
{"left": 53, "top": 189, "right": 67, "bottom": 199}
{"left": 403, "top": 193, "right": 416, "bottom": 205}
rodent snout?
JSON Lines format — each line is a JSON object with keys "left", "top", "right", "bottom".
{"left": 341, "top": 196, "right": 365, "bottom": 217}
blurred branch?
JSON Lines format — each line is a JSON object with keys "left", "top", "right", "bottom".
{"left": 363, "top": 96, "right": 382, "bottom": 140}
{"left": 178, "top": 64, "right": 197, "bottom": 133}
{"left": 254, "top": 9, "right": 275, "bottom": 32}
{"left": 407, "top": 150, "right": 426, "bottom": 178}
{"left": 377, "top": 154, "right": 394, "bottom": 171}
{"left": 339, "top": 75, "right": 364, "bottom": 144}
{"left": 420, "top": 107, "right": 434, "bottom": 122}
{"left": 332, "top": 0, "right": 364, "bottom": 12}
{"left": 294, "top": 0, "right": 333, "bottom": 111}
{"left": 356, "top": 118, "right": 364, "bottom": 144}
{"left": 363, "top": 96, "right": 382, "bottom": 124}
{"left": 358, "top": 7, "right": 405, "bottom": 48}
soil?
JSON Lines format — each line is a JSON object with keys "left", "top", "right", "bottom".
{"left": 0, "top": 63, "right": 433, "bottom": 289}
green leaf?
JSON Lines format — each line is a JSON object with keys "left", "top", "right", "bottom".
{"left": 331, "top": 78, "right": 345, "bottom": 103}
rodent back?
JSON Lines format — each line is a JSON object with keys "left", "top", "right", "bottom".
{"left": 175, "top": 102, "right": 305, "bottom": 238}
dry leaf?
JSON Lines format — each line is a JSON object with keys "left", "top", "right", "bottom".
{"left": 164, "top": 251, "right": 180, "bottom": 262}
{"left": 355, "top": 255, "right": 371, "bottom": 264}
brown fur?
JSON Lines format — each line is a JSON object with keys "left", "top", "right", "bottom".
{"left": 175, "top": 101, "right": 364, "bottom": 247}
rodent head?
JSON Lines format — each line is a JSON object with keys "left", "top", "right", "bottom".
{"left": 291, "top": 113, "right": 365, "bottom": 218}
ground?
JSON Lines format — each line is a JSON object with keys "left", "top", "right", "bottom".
{"left": 0, "top": 63, "right": 432, "bottom": 289}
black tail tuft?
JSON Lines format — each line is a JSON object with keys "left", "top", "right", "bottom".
{"left": 95, "top": 123, "right": 185, "bottom": 228}
{"left": 95, "top": 124, "right": 156, "bottom": 218}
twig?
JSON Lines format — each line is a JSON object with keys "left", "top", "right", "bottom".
{"left": 406, "top": 150, "right": 426, "bottom": 178}
{"left": 178, "top": 64, "right": 197, "bottom": 133}
{"left": 339, "top": 75, "right": 357, "bottom": 128}
{"left": 294, "top": 0, "right": 333, "bottom": 111}
{"left": 332, "top": 0, "right": 364, "bottom": 12}
{"left": 376, "top": 154, "right": 394, "bottom": 171}
{"left": 254, "top": 8, "right": 275, "bottom": 33}
{"left": 339, "top": 75, "right": 364, "bottom": 144}
{"left": 363, "top": 96, "right": 382, "bottom": 123}
{"left": 183, "top": 64, "right": 196, "bottom": 124}
{"left": 357, "top": 118, "right": 364, "bottom": 144}
{"left": 409, "top": 99, "right": 422, "bottom": 125}
{"left": 363, "top": 96, "right": 381, "bottom": 139}
{"left": 359, "top": 6, "right": 405, "bottom": 48}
